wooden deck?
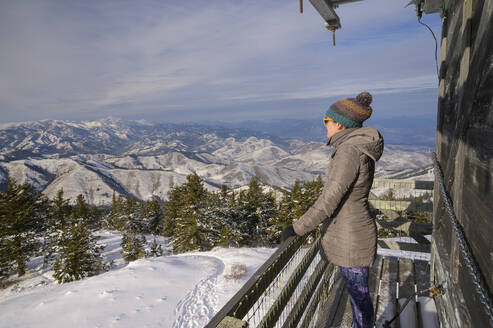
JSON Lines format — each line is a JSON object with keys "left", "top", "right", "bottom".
{"left": 316, "top": 256, "right": 431, "bottom": 328}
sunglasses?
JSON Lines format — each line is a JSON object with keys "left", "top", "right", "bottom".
{"left": 323, "top": 117, "right": 334, "bottom": 125}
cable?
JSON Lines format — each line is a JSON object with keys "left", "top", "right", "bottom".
{"left": 432, "top": 152, "right": 493, "bottom": 327}
{"left": 418, "top": 17, "right": 439, "bottom": 79}
{"left": 383, "top": 285, "right": 443, "bottom": 328}
{"left": 416, "top": 6, "right": 440, "bottom": 80}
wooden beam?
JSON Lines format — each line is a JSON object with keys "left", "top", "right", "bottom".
{"left": 377, "top": 240, "right": 431, "bottom": 253}
{"left": 372, "top": 179, "right": 434, "bottom": 190}
{"left": 376, "top": 218, "right": 432, "bottom": 242}
{"left": 370, "top": 200, "right": 433, "bottom": 212}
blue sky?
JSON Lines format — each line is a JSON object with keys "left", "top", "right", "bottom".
{"left": 0, "top": 0, "right": 442, "bottom": 124}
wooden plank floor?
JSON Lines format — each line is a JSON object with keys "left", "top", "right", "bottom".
{"left": 315, "top": 255, "right": 430, "bottom": 328}
{"left": 375, "top": 257, "right": 398, "bottom": 328}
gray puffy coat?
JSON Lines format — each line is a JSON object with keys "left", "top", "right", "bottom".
{"left": 293, "top": 127, "right": 384, "bottom": 268}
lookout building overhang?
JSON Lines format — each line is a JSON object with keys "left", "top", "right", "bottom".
{"left": 309, "top": 0, "right": 442, "bottom": 31}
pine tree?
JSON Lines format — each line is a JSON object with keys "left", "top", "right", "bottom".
{"left": 106, "top": 192, "right": 126, "bottom": 231}
{"left": 209, "top": 185, "right": 241, "bottom": 247}
{"left": 72, "top": 194, "right": 100, "bottom": 229}
{"left": 269, "top": 186, "right": 296, "bottom": 242}
{"left": 121, "top": 231, "right": 146, "bottom": 262}
{"left": 303, "top": 175, "right": 324, "bottom": 210}
{"left": 0, "top": 179, "right": 43, "bottom": 277}
{"left": 49, "top": 189, "right": 72, "bottom": 229}
{"left": 52, "top": 194, "right": 104, "bottom": 283}
{"left": 258, "top": 192, "right": 277, "bottom": 245}
{"left": 122, "top": 197, "right": 143, "bottom": 233}
{"left": 105, "top": 194, "right": 144, "bottom": 233}
{"left": 106, "top": 194, "right": 148, "bottom": 262}
{"left": 171, "top": 172, "right": 212, "bottom": 253}
{"left": 0, "top": 237, "right": 12, "bottom": 287}
{"left": 73, "top": 194, "right": 89, "bottom": 221}
{"left": 87, "top": 206, "right": 101, "bottom": 230}
{"left": 238, "top": 177, "right": 277, "bottom": 246}
{"left": 43, "top": 189, "right": 72, "bottom": 268}
{"left": 142, "top": 198, "right": 163, "bottom": 234}
{"left": 296, "top": 177, "right": 324, "bottom": 241}
{"left": 147, "top": 238, "right": 164, "bottom": 257}
{"left": 161, "top": 186, "right": 182, "bottom": 237}
{"left": 269, "top": 177, "right": 324, "bottom": 243}
{"left": 237, "top": 179, "right": 258, "bottom": 242}
{"left": 53, "top": 217, "right": 104, "bottom": 283}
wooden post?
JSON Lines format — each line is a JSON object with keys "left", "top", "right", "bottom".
{"left": 217, "top": 317, "right": 248, "bottom": 328}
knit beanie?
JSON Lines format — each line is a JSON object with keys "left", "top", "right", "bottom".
{"left": 325, "top": 92, "right": 373, "bottom": 128}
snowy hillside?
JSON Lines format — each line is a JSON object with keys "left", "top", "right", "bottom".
{"left": 375, "top": 145, "right": 433, "bottom": 179}
{"left": 0, "top": 231, "right": 274, "bottom": 328}
{"left": 0, "top": 118, "right": 433, "bottom": 204}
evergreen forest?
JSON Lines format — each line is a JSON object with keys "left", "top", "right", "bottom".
{"left": 0, "top": 173, "right": 323, "bottom": 286}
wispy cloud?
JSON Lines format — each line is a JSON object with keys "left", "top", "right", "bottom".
{"left": 0, "top": 0, "right": 441, "bottom": 122}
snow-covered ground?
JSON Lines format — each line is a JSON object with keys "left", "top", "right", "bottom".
{"left": 0, "top": 231, "right": 436, "bottom": 328}
{"left": 377, "top": 235, "right": 432, "bottom": 262}
{"left": 0, "top": 231, "right": 274, "bottom": 328}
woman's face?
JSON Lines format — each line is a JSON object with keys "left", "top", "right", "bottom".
{"left": 325, "top": 120, "right": 344, "bottom": 138}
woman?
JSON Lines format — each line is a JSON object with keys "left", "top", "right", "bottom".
{"left": 282, "top": 91, "right": 384, "bottom": 328}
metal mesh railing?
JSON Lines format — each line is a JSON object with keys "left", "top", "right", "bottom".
{"left": 242, "top": 238, "right": 330, "bottom": 328}
{"left": 286, "top": 261, "right": 337, "bottom": 328}
{"left": 206, "top": 178, "right": 435, "bottom": 328}
{"left": 205, "top": 235, "right": 336, "bottom": 328}
{"left": 243, "top": 245, "right": 311, "bottom": 327}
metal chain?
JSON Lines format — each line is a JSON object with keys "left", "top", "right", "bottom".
{"left": 432, "top": 152, "right": 493, "bottom": 326}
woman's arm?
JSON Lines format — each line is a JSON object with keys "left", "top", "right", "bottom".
{"left": 293, "top": 145, "right": 360, "bottom": 236}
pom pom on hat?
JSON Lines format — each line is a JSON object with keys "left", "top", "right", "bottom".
{"left": 356, "top": 91, "right": 372, "bottom": 107}
{"left": 325, "top": 91, "right": 373, "bottom": 128}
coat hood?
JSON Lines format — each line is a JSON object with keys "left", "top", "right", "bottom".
{"left": 328, "top": 126, "right": 384, "bottom": 161}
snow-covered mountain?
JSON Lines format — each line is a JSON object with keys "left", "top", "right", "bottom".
{"left": 0, "top": 118, "right": 433, "bottom": 204}
{"left": 0, "top": 118, "right": 286, "bottom": 161}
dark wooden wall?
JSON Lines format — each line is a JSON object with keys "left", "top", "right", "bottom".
{"left": 432, "top": 0, "right": 493, "bottom": 326}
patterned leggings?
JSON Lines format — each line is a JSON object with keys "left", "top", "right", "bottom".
{"left": 339, "top": 266, "right": 374, "bottom": 328}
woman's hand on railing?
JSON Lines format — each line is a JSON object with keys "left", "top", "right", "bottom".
{"left": 281, "top": 225, "right": 297, "bottom": 243}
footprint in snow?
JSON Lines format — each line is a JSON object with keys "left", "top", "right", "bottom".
{"left": 99, "top": 289, "right": 119, "bottom": 297}
{"left": 112, "top": 313, "right": 127, "bottom": 322}
{"left": 171, "top": 256, "right": 225, "bottom": 328}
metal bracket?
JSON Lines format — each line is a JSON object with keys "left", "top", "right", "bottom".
{"left": 309, "top": 0, "right": 341, "bottom": 29}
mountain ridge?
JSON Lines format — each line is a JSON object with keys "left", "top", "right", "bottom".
{"left": 0, "top": 118, "right": 288, "bottom": 161}
{"left": 0, "top": 118, "right": 433, "bottom": 205}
